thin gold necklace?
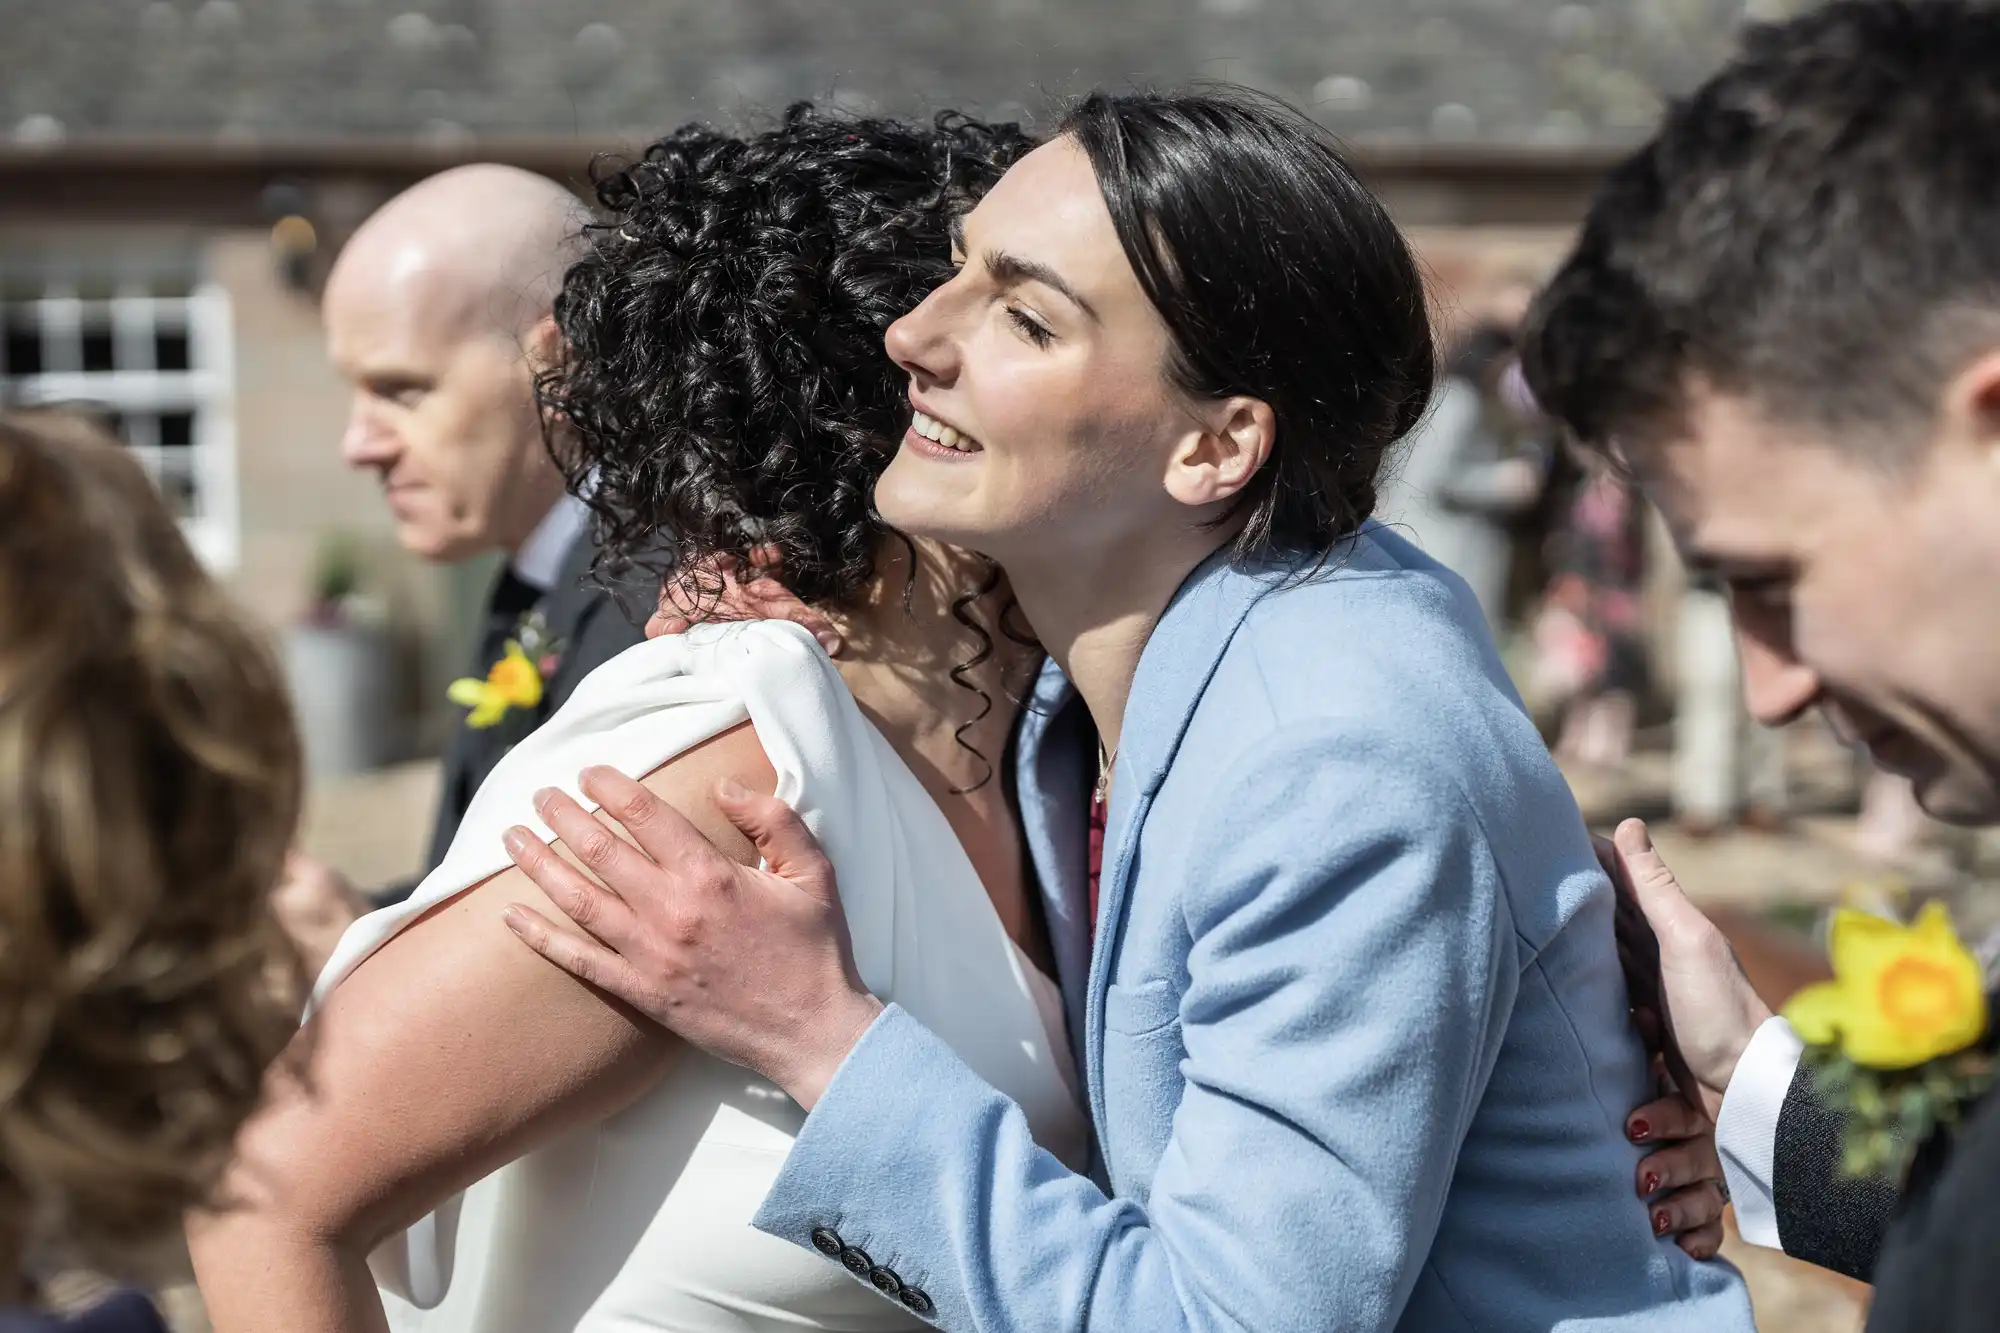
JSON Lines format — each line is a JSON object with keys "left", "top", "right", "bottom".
{"left": 1096, "top": 740, "right": 1116, "bottom": 805}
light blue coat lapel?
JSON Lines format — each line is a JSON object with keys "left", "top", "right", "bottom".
{"left": 1082, "top": 550, "right": 1282, "bottom": 1126}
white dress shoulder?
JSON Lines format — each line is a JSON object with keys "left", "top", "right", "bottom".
{"left": 310, "top": 621, "right": 1088, "bottom": 1332}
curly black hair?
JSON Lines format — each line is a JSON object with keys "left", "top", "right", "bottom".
{"left": 540, "top": 102, "right": 1036, "bottom": 607}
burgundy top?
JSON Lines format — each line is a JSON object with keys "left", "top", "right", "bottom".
{"left": 1087, "top": 789, "right": 1107, "bottom": 939}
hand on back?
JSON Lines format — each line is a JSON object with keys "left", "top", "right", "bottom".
{"left": 650, "top": 548, "right": 844, "bottom": 658}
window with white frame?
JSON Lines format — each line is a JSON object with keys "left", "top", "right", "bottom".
{"left": 0, "top": 248, "right": 238, "bottom": 570}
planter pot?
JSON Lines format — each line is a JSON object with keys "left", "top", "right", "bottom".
{"left": 285, "top": 621, "right": 397, "bottom": 779}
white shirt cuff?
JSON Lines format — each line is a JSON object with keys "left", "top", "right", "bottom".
{"left": 1714, "top": 1014, "right": 1804, "bottom": 1250}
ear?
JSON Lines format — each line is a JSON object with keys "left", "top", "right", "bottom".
{"left": 1162, "top": 396, "right": 1276, "bottom": 510}
{"left": 523, "top": 312, "right": 564, "bottom": 374}
{"left": 1939, "top": 347, "right": 2000, "bottom": 467}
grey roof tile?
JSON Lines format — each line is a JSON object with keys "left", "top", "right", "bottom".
{"left": 0, "top": 0, "right": 1783, "bottom": 143}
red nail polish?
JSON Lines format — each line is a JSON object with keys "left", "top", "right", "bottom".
{"left": 1653, "top": 1209, "right": 1671, "bottom": 1235}
{"left": 1641, "top": 1171, "right": 1660, "bottom": 1195}
{"left": 1629, "top": 1117, "right": 1652, "bottom": 1142}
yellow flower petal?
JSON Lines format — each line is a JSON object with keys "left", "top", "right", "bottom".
{"left": 447, "top": 677, "right": 490, "bottom": 709}
{"left": 1911, "top": 901, "right": 1958, "bottom": 947}
{"left": 466, "top": 696, "right": 508, "bottom": 729}
{"left": 1783, "top": 981, "right": 1847, "bottom": 1047}
{"left": 489, "top": 642, "right": 544, "bottom": 711}
{"left": 1790, "top": 904, "right": 1989, "bottom": 1069}
{"left": 1827, "top": 908, "right": 1907, "bottom": 985}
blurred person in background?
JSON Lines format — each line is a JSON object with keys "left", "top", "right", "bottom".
{"left": 1525, "top": 3, "right": 2000, "bottom": 1328}
{"left": 1672, "top": 576, "right": 1789, "bottom": 836}
{"left": 0, "top": 413, "right": 301, "bottom": 1329}
{"left": 1536, "top": 450, "right": 1647, "bottom": 773}
{"left": 1375, "top": 320, "right": 1548, "bottom": 631}
{"left": 1853, "top": 767, "right": 1930, "bottom": 864}
{"left": 283, "top": 163, "right": 652, "bottom": 915}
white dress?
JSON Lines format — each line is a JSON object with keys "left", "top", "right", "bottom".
{"left": 310, "top": 622, "right": 1089, "bottom": 1332}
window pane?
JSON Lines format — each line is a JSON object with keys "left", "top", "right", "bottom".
{"left": 3, "top": 314, "right": 40, "bottom": 377}
{"left": 81, "top": 324, "right": 115, "bottom": 373}
{"left": 159, "top": 409, "right": 194, "bottom": 450}
{"left": 154, "top": 327, "right": 190, "bottom": 372}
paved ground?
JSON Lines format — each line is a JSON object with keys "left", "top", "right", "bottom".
{"left": 166, "top": 728, "right": 1996, "bottom": 1331}
{"left": 296, "top": 757, "right": 444, "bottom": 895}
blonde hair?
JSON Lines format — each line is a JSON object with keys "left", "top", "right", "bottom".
{"left": 0, "top": 412, "right": 302, "bottom": 1278}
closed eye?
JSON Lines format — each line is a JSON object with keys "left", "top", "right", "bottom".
{"left": 1006, "top": 304, "right": 1053, "bottom": 347}
{"left": 365, "top": 375, "right": 431, "bottom": 408}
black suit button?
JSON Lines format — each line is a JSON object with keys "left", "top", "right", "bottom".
{"left": 810, "top": 1227, "right": 843, "bottom": 1258}
{"left": 839, "top": 1245, "right": 873, "bottom": 1277}
{"left": 868, "top": 1266, "right": 902, "bottom": 1298}
{"left": 901, "top": 1287, "right": 935, "bottom": 1317}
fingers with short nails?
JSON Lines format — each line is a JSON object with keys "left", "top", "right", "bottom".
{"left": 1637, "top": 1137, "right": 1723, "bottom": 1199}
{"left": 1651, "top": 1180, "right": 1728, "bottom": 1257}
{"left": 574, "top": 766, "right": 739, "bottom": 883}
{"left": 531, "top": 785, "right": 654, "bottom": 884}
{"left": 502, "top": 815, "right": 639, "bottom": 948}
{"left": 1626, "top": 1093, "right": 1709, "bottom": 1145}
{"left": 501, "top": 901, "right": 643, "bottom": 1000}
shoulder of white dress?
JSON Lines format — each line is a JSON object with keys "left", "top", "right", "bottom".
{"left": 681, "top": 620, "right": 840, "bottom": 685}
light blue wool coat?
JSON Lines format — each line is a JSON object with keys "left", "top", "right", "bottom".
{"left": 756, "top": 524, "right": 1755, "bottom": 1332}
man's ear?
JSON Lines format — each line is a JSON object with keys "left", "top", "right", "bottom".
{"left": 1938, "top": 347, "right": 2000, "bottom": 472}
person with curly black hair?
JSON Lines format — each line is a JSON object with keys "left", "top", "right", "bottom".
{"left": 191, "top": 105, "right": 1087, "bottom": 1333}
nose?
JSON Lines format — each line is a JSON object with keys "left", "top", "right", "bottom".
{"left": 340, "top": 399, "right": 398, "bottom": 472}
{"left": 1735, "top": 627, "right": 1822, "bottom": 727}
{"left": 884, "top": 278, "right": 961, "bottom": 388}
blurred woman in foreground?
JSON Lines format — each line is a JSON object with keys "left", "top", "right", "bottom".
{"left": 0, "top": 413, "right": 301, "bottom": 1329}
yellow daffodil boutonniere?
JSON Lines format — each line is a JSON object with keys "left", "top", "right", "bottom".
{"left": 446, "top": 610, "right": 566, "bottom": 731}
{"left": 1783, "top": 902, "right": 1992, "bottom": 1180}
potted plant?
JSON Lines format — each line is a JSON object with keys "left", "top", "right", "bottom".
{"left": 284, "top": 531, "right": 396, "bottom": 778}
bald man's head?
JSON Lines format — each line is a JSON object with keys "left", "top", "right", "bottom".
{"left": 325, "top": 164, "right": 587, "bottom": 563}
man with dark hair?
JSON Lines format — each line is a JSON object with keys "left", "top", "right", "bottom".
{"left": 1522, "top": 3, "right": 2000, "bottom": 1329}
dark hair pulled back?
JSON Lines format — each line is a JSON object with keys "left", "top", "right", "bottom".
{"left": 1058, "top": 89, "right": 1435, "bottom": 561}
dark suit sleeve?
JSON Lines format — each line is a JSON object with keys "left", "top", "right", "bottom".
{"left": 1771, "top": 1056, "right": 1902, "bottom": 1281}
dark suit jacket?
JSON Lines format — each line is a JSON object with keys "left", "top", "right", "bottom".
{"left": 0, "top": 1292, "right": 167, "bottom": 1332}
{"left": 1771, "top": 991, "right": 2000, "bottom": 1331}
{"left": 414, "top": 529, "right": 648, "bottom": 887}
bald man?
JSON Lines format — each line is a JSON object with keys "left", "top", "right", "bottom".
{"left": 283, "top": 164, "right": 648, "bottom": 922}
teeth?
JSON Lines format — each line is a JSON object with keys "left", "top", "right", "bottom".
{"left": 910, "top": 409, "right": 978, "bottom": 452}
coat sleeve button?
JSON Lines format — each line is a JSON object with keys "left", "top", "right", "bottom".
{"left": 809, "top": 1227, "right": 843, "bottom": 1258}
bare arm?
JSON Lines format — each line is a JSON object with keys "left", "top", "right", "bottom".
{"left": 188, "top": 725, "right": 777, "bottom": 1333}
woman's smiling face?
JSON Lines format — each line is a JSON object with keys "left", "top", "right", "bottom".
{"left": 875, "top": 136, "right": 1209, "bottom": 566}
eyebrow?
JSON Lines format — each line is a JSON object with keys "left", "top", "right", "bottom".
{"left": 949, "top": 215, "right": 1099, "bottom": 323}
